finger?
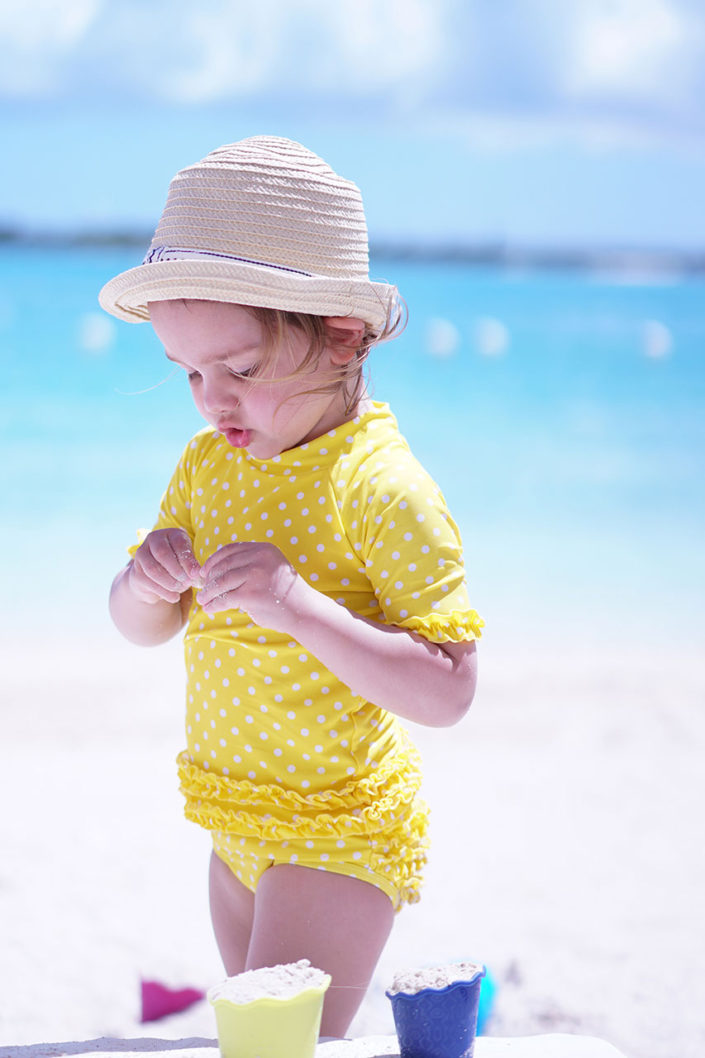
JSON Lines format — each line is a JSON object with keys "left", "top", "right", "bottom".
{"left": 171, "top": 540, "right": 203, "bottom": 587}
{"left": 150, "top": 532, "right": 199, "bottom": 588}
{"left": 198, "top": 591, "right": 235, "bottom": 615}
{"left": 197, "top": 565, "right": 249, "bottom": 609}
{"left": 134, "top": 543, "right": 188, "bottom": 595}
{"left": 128, "top": 561, "right": 182, "bottom": 604}
{"left": 147, "top": 586, "right": 182, "bottom": 604}
{"left": 200, "top": 542, "right": 259, "bottom": 579}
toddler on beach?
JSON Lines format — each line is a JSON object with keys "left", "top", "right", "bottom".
{"left": 102, "top": 136, "right": 483, "bottom": 1038}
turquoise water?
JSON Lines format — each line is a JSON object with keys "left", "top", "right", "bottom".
{"left": 2, "top": 245, "right": 703, "bottom": 645}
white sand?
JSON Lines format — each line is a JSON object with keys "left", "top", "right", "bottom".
{"left": 388, "top": 961, "right": 484, "bottom": 994}
{"left": 1, "top": 624, "right": 704, "bottom": 1058}
{"left": 208, "top": 960, "right": 328, "bottom": 1003}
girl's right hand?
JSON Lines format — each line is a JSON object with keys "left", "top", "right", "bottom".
{"left": 128, "top": 528, "right": 203, "bottom": 604}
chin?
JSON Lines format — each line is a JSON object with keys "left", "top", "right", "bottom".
{"left": 247, "top": 438, "right": 282, "bottom": 459}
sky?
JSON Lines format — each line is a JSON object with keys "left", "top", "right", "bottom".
{"left": 1, "top": 0, "right": 704, "bottom": 249}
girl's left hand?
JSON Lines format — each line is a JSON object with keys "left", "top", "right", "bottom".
{"left": 196, "top": 542, "right": 301, "bottom": 630}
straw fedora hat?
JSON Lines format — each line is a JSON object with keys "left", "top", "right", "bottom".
{"left": 99, "top": 136, "right": 397, "bottom": 334}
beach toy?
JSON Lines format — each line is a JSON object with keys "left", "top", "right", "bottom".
{"left": 140, "top": 978, "right": 205, "bottom": 1022}
{"left": 208, "top": 960, "right": 331, "bottom": 1058}
{"left": 386, "top": 962, "right": 486, "bottom": 1058}
{"left": 476, "top": 967, "right": 496, "bottom": 1034}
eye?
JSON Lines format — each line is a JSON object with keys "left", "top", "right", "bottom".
{"left": 230, "top": 365, "right": 258, "bottom": 380}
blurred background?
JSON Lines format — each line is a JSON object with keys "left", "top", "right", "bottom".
{"left": 1, "top": 0, "right": 703, "bottom": 646}
{"left": 1, "top": 3, "right": 704, "bottom": 1058}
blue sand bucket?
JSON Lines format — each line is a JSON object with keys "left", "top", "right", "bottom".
{"left": 386, "top": 965, "right": 486, "bottom": 1058}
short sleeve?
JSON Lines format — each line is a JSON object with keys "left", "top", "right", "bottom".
{"left": 126, "top": 436, "right": 198, "bottom": 558}
{"left": 342, "top": 448, "right": 484, "bottom": 644}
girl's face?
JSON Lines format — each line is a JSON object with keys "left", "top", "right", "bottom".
{"left": 149, "top": 299, "right": 361, "bottom": 459}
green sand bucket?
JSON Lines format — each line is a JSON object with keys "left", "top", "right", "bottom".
{"left": 208, "top": 975, "right": 331, "bottom": 1058}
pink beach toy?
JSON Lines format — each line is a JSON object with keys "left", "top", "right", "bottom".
{"left": 140, "top": 978, "right": 205, "bottom": 1022}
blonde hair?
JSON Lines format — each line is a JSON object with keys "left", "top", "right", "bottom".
{"left": 246, "top": 295, "right": 406, "bottom": 414}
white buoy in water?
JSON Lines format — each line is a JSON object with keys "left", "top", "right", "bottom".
{"left": 642, "top": 319, "right": 673, "bottom": 359}
{"left": 425, "top": 317, "right": 461, "bottom": 358}
{"left": 79, "top": 312, "right": 115, "bottom": 353}
{"left": 474, "top": 316, "right": 509, "bottom": 357}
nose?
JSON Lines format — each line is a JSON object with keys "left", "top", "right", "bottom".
{"left": 201, "top": 375, "right": 238, "bottom": 417}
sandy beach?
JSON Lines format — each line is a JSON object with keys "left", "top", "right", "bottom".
{"left": 2, "top": 617, "right": 703, "bottom": 1058}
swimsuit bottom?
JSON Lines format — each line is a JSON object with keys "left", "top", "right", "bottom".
{"left": 212, "top": 826, "right": 418, "bottom": 909}
{"left": 178, "top": 740, "right": 430, "bottom": 909}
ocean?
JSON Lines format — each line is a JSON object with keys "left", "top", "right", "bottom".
{"left": 2, "top": 245, "right": 703, "bottom": 648}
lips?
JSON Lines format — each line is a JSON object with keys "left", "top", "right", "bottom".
{"left": 221, "top": 427, "right": 252, "bottom": 448}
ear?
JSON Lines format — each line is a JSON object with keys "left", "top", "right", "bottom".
{"left": 324, "top": 316, "right": 366, "bottom": 365}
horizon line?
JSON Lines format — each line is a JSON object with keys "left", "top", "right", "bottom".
{"left": 1, "top": 226, "right": 703, "bottom": 274}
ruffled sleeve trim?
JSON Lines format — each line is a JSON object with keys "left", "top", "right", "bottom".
{"left": 397, "top": 608, "right": 484, "bottom": 643}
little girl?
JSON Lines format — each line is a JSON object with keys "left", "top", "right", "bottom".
{"left": 102, "top": 136, "right": 483, "bottom": 1038}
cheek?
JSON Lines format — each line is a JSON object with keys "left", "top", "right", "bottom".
{"left": 253, "top": 381, "right": 300, "bottom": 419}
{"left": 188, "top": 381, "right": 206, "bottom": 412}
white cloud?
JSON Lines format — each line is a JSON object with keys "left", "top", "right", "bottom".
{"left": 562, "top": 0, "right": 694, "bottom": 105}
{"left": 143, "top": 0, "right": 443, "bottom": 104}
{"left": 155, "top": 5, "right": 279, "bottom": 102}
{"left": 329, "top": 0, "right": 442, "bottom": 93}
{"left": 0, "top": 0, "right": 702, "bottom": 144}
{"left": 0, "top": 0, "right": 100, "bottom": 95}
{"left": 414, "top": 102, "right": 704, "bottom": 156}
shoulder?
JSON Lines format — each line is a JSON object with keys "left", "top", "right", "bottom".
{"left": 337, "top": 403, "right": 444, "bottom": 505}
{"left": 334, "top": 405, "right": 462, "bottom": 556}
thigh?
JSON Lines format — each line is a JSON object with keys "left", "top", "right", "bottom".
{"left": 247, "top": 863, "right": 395, "bottom": 1039}
{"left": 209, "top": 849, "right": 256, "bottom": 975}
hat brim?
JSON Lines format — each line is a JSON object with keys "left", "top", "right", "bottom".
{"left": 99, "top": 259, "right": 395, "bottom": 334}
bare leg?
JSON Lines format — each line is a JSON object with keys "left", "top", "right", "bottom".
{"left": 209, "top": 850, "right": 256, "bottom": 974}
{"left": 246, "top": 864, "right": 395, "bottom": 1038}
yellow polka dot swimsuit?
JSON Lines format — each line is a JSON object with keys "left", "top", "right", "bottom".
{"left": 132, "top": 402, "right": 483, "bottom": 907}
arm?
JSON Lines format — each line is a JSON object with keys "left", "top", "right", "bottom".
{"left": 109, "top": 528, "right": 201, "bottom": 646}
{"left": 280, "top": 576, "right": 477, "bottom": 727}
{"left": 196, "top": 543, "right": 477, "bottom": 727}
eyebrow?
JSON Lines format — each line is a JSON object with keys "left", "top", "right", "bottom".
{"left": 163, "top": 347, "right": 261, "bottom": 367}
